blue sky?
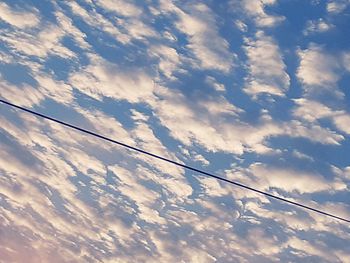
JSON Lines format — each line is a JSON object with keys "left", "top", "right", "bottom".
{"left": 0, "top": 0, "right": 350, "bottom": 262}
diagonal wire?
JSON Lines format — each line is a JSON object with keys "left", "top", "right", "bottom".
{"left": 0, "top": 98, "right": 349, "bottom": 223}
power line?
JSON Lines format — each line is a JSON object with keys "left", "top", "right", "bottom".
{"left": 0, "top": 98, "right": 349, "bottom": 224}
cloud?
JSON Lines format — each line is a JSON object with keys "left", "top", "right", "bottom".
{"left": 1, "top": 0, "right": 350, "bottom": 262}
{"left": 331, "top": 165, "right": 350, "bottom": 181}
{"left": 286, "top": 237, "right": 336, "bottom": 262}
{"left": 333, "top": 114, "right": 350, "bottom": 135}
{"left": 243, "top": 31, "right": 290, "bottom": 97}
{"left": 0, "top": 76, "right": 44, "bottom": 107}
{"left": 150, "top": 85, "right": 343, "bottom": 158}
{"left": 292, "top": 149, "right": 314, "bottom": 162}
{"left": 234, "top": 20, "right": 248, "bottom": 32}
{"left": 296, "top": 44, "right": 341, "bottom": 95}
{"left": 0, "top": 3, "right": 39, "bottom": 29}
{"left": 342, "top": 52, "right": 350, "bottom": 72}
{"left": 327, "top": 0, "right": 350, "bottom": 14}
{"left": 285, "top": 120, "right": 343, "bottom": 145}
{"left": 159, "top": 1, "right": 234, "bottom": 73}
{"left": 1, "top": 88, "right": 349, "bottom": 262}
{"left": 108, "top": 165, "right": 167, "bottom": 225}
{"left": 303, "top": 19, "right": 334, "bottom": 35}
{"left": 149, "top": 45, "right": 181, "bottom": 80}
{"left": 67, "top": 1, "right": 130, "bottom": 44}
{"left": 69, "top": 55, "right": 156, "bottom": 103}
{"left": 0, "top": 50, "right": 13, "bottom": 64}
{"left": 247, "top": 163, "right": 345, "bottom": 194}
{"left": 293, "top": 98, "right": 350, "bottom": 135}
{"left": 96, "top": 0, "right": 142, "bottom": 17}
{"left": 130, "top": 120, "right": 186, "bottom": 178}
{"left": 0, "top": 70, "right": 74, "bottom": 108}
{"left": 35, "top": 73, "right": 74, "bottom": 105}
{"left": 0, "top": 24, "right": 77, "bottom": 59}
{"left": 193, "top": 152, "right": 210, "bottom": 166}
{"left": 238, "top": 0, "right": 285, "bottom": 27}
{"left": 67, "top": 1, "right": 156, "bottom": 44}
{"left": 293, "top": 98, "right": 334, "bottom": 122}
{"left": 205, "top": 76, "right": 226, "bottom": 92}
{"left": 150, "top": 86, "right": 248, "bottom": 154}
{"left": 54, "top": 10, "right": 91, "bottom": 50}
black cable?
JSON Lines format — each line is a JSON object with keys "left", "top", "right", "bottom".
{"left": 1, "top": 98, "right": 349, "bottom": 223}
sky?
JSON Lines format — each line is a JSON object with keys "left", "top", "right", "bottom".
{"left": 0, "top": 0, "right": 350, "bottom": 262}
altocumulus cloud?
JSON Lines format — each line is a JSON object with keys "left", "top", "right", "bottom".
{"left": 0, "top": 0, "right": 350, "bottom": 262}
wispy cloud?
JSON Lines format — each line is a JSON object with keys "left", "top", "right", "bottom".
{"left": 297, "top": 44, "right": 342, "bottom": 96}
{"left": 303, "top": 18, "right": 334, "bottom": 35}
{"left": 159, "top": 1, "right": 234, "bottom": 73}
{"left": 236, "top": 0, "right": 285, "bottom": 27}
{"left": 243, "top": 31, "right": 290, "bottom": 98}
{"left": 0, "top": 2, "right": 39, "bottom": 29}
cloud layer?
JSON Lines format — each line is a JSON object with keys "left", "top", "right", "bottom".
{"left": 0, "top": 0, "right": 350, "bottom": 262}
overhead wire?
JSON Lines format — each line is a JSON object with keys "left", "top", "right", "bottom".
{"left": 0, "top": 98, "right": 349, "bottom": 223}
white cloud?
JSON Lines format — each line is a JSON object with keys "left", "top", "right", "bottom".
{"left": 239, "top": 0, "right": 285, "bottom": 27}
{"left": 149, "top": 45, "right": 181, "bottom": 80}
{"left": 293, "top": 98, "right": 350, "bottom": 135}
{"left": 116, "top": 17, "right": 157, "bottom": 41}
{"left": 130, "top": 109, "right": 149, "bottom": 122}
{"left": 96, "top": 0, "right": 142, "bottom": 17}
{"left": 234, "top": 20, "right": 248, "bottom": 32}
{"left": 205, "top": 76, "right": 226, "bottom": 92}
{"left": 0, "top": 76, "right": 44, "bottom": 107}
{"left": 108, "top": 165, "right": 167, "bottom": 225}
{"left": 68, "top": 1, "right": 156, "bottom": 44}
{"left": 150, "top": 85, "right": 342, "bottom": 157}
{"left": 0, "top": 24, "right": 76, "bottom": 59}
{"left": 286, "top": 237, "right": 336, "bottom": 262}
{"left": 179, "top": 147, "right": 210, "bottom": 166}
{"left": 193, "top": 153, "right": 210, "bottom": 166}
{"left": 0, "top": 72, "right": 74, "bottom": 108}
{"left": 285, "top": 120, "right": 344, "bottom": 145}
{"left": 303, "top": 19, "right": 334, "bottom": 35}
{"left": 130, "top": 121, "right": 185, "bottom": 178}
{"left": 67, "top": 1, "right": 130, "bottom": 44}
{"left": 54, "top": 10, "right": 91, "bottom": 50}
{"left": 159, "top": 1, "right": 234, "bottom": 73}
{"left": 333, "top": 114, "right": 350, "bottom": 134}
{"left": 327, "top": 0, "right": 350, "bottom": 14}
{"left": 150, "top": 86, "right": 248, "bottom": 154}
{"left": 69, "top": 55, "right": 156, "bottom": 103}
{"left": 342, "top": 52, "right": 350, "bottom": 72}
{"left": 0, "top": 3, "right": 39, "bottom": 29}
{"left": 0, "top": 50, "right": 13, "bottom": 63}
{"left": 297, "top": 44, "right": 341, "bottom": 95}
{"left": 331, "top": 165, "right": 350, "bottom": 180}
{"left": 293, "top": 98, "right": 334, "bottom": 122}
{"left": 244, "top": 31, "right": 290, "bottom": 97}
{"left": 292, "top": 149, "right": 314, "bottom": 162}
{"left": 1, "top": 96, "right": 349, "bottom": 262}
{"left": 1, "top": 1, "right": 350, "bottom": 261}
{"left": 247, "top": 163, "right": 345, "bottom": 194}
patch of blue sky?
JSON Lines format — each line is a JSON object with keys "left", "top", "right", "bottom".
{"left": 0, "top": 105, "right": 29, "bottom": 132}
{"left": 339, "top": 75, "right": 350, "bottom": 107}
{"left": 73, "top": 90, "right": 139, "bottom": 129}
{"left": 274, "top": 0, "right": 326, "bottom": 32}
{"left": 36, "top": 98, "right": 97, "bottom": 131}
{"left": 43, "top": 56, "right": 80, "bottom": 81}
{"left": 0, "top": 63, "right": 37, "bottom": 86}
{"left": 0, "top": 128, "right": 41, "bottom": 167}
{"left": 18, "top": 0, "right": 57, "bottom": 22}
{"left": 269, "top": 135, "right": 350, "bottom": 170}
